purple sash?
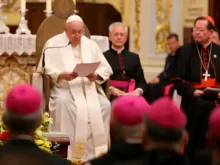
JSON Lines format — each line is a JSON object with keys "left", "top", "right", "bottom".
{"left": 164, "top": 84, "right": 174, "bottom": 96}
{"left": 110, "top": 79, "right": 136, "bottom": 92}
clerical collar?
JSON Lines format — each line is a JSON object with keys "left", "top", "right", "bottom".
{"left": 196, "top": 41, "right": 212, "bottom": 49}
{"left": 72, "top": 44, "right": 80, "bottom": 50}
{"left": 111, "top": 46, "right": 125, "bottom": 54}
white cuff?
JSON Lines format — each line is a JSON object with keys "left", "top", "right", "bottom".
{"left": 136, "top": 88, "right": 143, "bottom": 95}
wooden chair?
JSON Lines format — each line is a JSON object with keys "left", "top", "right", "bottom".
{"left": 32, "top": 0, "right": 109, "bottom": 112}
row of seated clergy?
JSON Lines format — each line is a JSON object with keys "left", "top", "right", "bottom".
{"left": 37, "top": 14, "right": 113, "bottom": 163}
{"left": 40, "top": 21, "right": 181, "bottom": 112}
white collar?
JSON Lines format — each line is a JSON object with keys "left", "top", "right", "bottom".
{"left": 112, "top": 45, "right": 125, "bottom": 54}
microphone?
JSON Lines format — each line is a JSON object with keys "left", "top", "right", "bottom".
{"left": 42, "top": 41, "right": 71, "bottom": 67}
{"left": 41, "top": 41, "right": 71, "bottom": 109}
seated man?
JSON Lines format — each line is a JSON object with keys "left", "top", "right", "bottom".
{"left": 87, "top": 95, "right": 151, "bottom": 165}
{"left": 41, "top": 14, "right": 113, "bottom": 163}
{"left": 0, "top": 84, "right": 72, "bottom": 165}
{"left": 144, "top": 97, "right": 189, "bottom": 165}
{"left": 151, "top": 33, "right": 180, "bottom": 84}
{"left": 104, "top": 22, "right": 146, "bottom": 100}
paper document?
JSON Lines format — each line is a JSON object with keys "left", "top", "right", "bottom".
{"left": 73, "top": 62, "right": 101, "bottom": 77}
{"left": 203, "top": 87, "right": 220, "bottom": 94}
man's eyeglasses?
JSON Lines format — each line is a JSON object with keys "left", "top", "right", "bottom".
{"left": 193, "top": 27, "right": 208, "bottom": 33}
{"left": 66, "top": 29, "right": 85, "bottom": 36}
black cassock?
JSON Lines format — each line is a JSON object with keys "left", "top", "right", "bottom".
{"left": 104, "top": 48, "right": 146, "bottom": 100}
{"left": 171, "top": 42, "right": 220, "bottom": 157}
{"left": 89, "top": 140, "right": 145, "bottom": 165}
{"left": 158, "top": 54, "right": 175, "bottom": 83}
{"left": 144, "top": 149, "right": 190, "bottom": 165}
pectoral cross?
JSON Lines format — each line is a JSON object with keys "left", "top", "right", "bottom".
{"left": 203, "top": 70, "right": 210, "bottom": 81}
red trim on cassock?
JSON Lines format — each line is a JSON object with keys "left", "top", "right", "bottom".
{"left": 192, "top": 47, "right": 220, "bottom": 88}
{"left": 117, "top": 53, "right": 126, "bottom": 79}
{"left": 193, "top": 78, "right": 220, "bottom": 88}
{"left": 172, "top": 47, "right": 220, "bottom": 89}
{"left": 170, "top": 77, "right": 192, "bottom": 84}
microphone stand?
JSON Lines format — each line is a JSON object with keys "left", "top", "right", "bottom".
{"left": 41, "top": 42, "right": 71, "bottom": 110}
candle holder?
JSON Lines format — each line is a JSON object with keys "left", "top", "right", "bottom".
{"left": 16, "top": 9, "right": 31, "bottom": 35}
{"left": 44, "top": 9, "right": 53, "bottom": 17}
{"left": 0, "top": 3, "right": 10, "bottom": 34}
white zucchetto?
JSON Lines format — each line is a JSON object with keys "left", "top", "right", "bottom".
{"left": 66, "top": 14, "right": 83, "bottom": 24}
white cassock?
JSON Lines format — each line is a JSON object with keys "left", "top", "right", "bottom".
{"left": 38, "top": 32, "right": 113, "bottom": 162}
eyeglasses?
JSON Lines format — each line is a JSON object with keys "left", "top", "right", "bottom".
{"left": 193, "top": 27, "right": 208, "bottom": 33}
{"left": 66, "top": 29, "right": 85, "bottom": 36}
{"left": 112, "top": 33, "right": 126, "bottom": 37}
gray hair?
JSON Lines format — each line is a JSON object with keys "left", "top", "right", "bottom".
{"left": 111, "top": 119, "right": 144, "bottom": 142}
{"left": 3, "top": 108, "right": 42, "bottom": 133}
{"left": 109, "top": 22, "right": 128, "bottom": 34}
{"left": 144, "top": 116, "right": 184, "bottom": 143}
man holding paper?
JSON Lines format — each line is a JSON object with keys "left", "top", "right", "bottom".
{"left": 41, "top": 14, "right": 113, "bottom": 163}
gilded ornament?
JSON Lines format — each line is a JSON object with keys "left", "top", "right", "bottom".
{"left": 75, "top": 143, "right": 85, "bottom": 152}
{"left": 98, "top": 151, "right": 104, "bottom": 156}
{"left": 72, "top": 158, "right": 85, "bottom": 165}
{"left": 0, "top": 54, "right": 36, "bottom": 116}
{"left": 133, "top": 0, "right": 140, "bottom": 51}
{"left": 155, "top": 0, "right": 172, "bottom": 54}
{"left": 2, "top": 0, "right": 17, "bottom": 12}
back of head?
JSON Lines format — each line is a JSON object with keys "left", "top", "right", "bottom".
{"left": 3, "top": 84, "right": 42, "bottom": 134}
{"left": 145, "top": 97, "right": 187, "bottom": 143}
{"left": 207, "top": 106, "right": 220, "bottom": 149}
{"left": 111, "top": 95, "right": 151, "bottom": 142}
{"left": 0, "top": 144, "right": 72, "bottom": 165}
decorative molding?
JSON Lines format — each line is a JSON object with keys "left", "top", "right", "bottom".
{"left": 2, "top": 0, "right": 17, "bottom": 12}
{"left": 137, "top": 0, "right": 184, "bottom": 68}
{"left": 0, "top": 54, "right": 35, "bottom": 115}
{"left": 183, "top": 0, "right": 208, "bottom": 27}
{"left": 155, "top": 0, "right": 172, "bottom": 54}
{"left": 133, "top": 0, "right": 140, "bottom": 51}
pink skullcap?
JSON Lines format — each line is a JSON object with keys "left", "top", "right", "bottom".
{"left": 146, "top": 97, "right": 186, "bottom": 129}
{"left": 207, "top": 106, "right": 220, "bottom": 139}
{"left": 112, "top": 95, "right": 151, "bottom": 126}
{"left": 6, "top": 84, "right": 42, "bottom": 115}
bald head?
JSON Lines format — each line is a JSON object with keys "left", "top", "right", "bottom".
{"left": 65, "top": 14, "right": 85, "bottom": 46}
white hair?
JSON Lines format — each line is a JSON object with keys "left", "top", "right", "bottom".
{"left": 109, "top": 22, "right": 128, "bottom": 34}
{"left": 4, "top": 109, "right": 42, "bottom": 120}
